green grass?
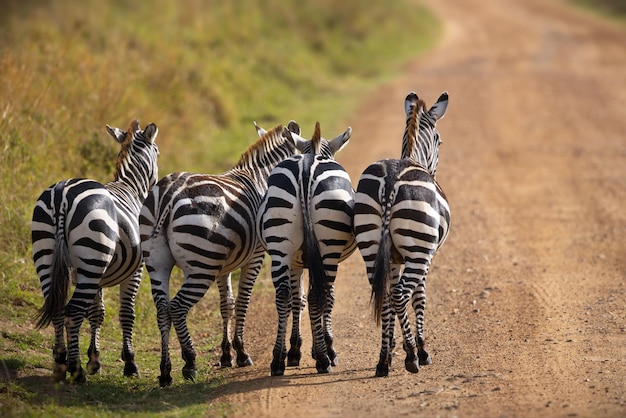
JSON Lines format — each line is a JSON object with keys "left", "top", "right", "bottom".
{"left": 571, "top": 0, "right": 626, "bottom": 23}
{"left": 0, "top": 0, "right": 439, "bottom": 416}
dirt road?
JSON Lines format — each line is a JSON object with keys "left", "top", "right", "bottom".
{"left": 212, "top": 0, "right": 626, "bottom": 416}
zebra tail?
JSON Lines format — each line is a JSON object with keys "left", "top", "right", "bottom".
{"left": 304, "top": 220, "right": 327, "bottom": 312}
{"left": 371, "top": 202, "right": 392, "bottom": 326}
{"left": 150, "top": 174, "right": 186, "bottom": 237}
{"left": 35, "top": 204, "right": 72, "bottom": 329}
{"left": 302, "top": 178, "right": 327, "bottom": 312}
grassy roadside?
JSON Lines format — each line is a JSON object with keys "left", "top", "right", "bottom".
{"left": 0, "top": 0, "right": 440, "bottom": 416}
{"left": 570, "top": 0, "right": 626, "bottom": 23}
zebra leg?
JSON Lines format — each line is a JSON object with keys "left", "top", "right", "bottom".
{"left": 153, "top": 289, "right": 173, "bottom": 387}
{"left": 148, "top": 259, "right": 175, "bottom": 387}
{"left": 387, "top": 265, "right": 401, "bottom": 368}
{"left": 170, "top": 297, "right": 197, "bottom": 382}
{"left": 52, "top": 314, "right": 68, "bottom": 382}
{"left": 287, "top": 268, "right": 304, "bottom": 367}
{"left": 391, "top": 278, "right": 419, "bottom": 374}
{"left": 170, "top": 275, "right": 214, "bottom": 382}
{"left": 308, "top": 287, "right": 332, "bottom": 374}
{"left": 232, "top": 251, "right": 265, "bottom": 367}
{"left": 376, "top": 290, "right": 395, "bottom": 377}
{"left": 64, "top": 298, "right": 89, "bottom": 384}
{"left": 119, "top": 269, "right": 142, "bottom": 377}
{"left": 216, "top": 273, "right": 234, "bottom": 368}
{"left": 86, "top": 289, "right": 105, "bottom": 375}
{"left": 322, "top": 280, "right": 337, "bottom": 367}
{"left": 412, "top": 275, "right": 432, "bottom": 366}
{"left": 271, "top": 275, "right": 291, "bottom": 376}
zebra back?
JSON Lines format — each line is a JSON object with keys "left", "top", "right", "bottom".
{"left": 141, "top": 124, "right": 307, "bottom": 242}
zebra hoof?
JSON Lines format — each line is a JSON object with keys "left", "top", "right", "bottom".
{"left": 270, "top": 358, "right": 285, "bottom": 376}
{"left": 287, "top": 349, "right": 301, "bottom": 367}
{"left": 315, "top": 357, "right": 332, "bottom": 374}
{"left": 375, "top": 363, "right": 389, "bottom": 377}
{"left": 52, "top": 363, "right": 67, "bottom": 382}
{"left": 182, "top": 367, "right": 197, "bottom": 381}
{"left": 69, "top": 368, "right": 87, "bottom": 384}
{"left": 418, "top": 350, "right": 432, "bottom": 366}
{"left": 159, "top": 374, "right": 173, "bottom": 387}
{"left": 219, "top": 354, "right": 234, "bottom": 368}
{"left": 87, "top": 359, "right": 101, "bottom": 375}
{"left": 123, "top": 362, "right": 140, "bottom": 377}
{"left": 328, "top": 351, "right": 338, "bottom": 367}
{"left": 270, "top": 368, "right": 284, "bottom": 376}
{"left": 237, "top": 354, "right": 253, "bottom": 367}
{"left": 405, "top": 359, "right": 419, "bottom": 374}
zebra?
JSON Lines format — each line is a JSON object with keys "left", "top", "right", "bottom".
{"left": 31, "top": 120, "right": 160, "bottom": 384}
{"left": 257, "top": 121, "right": 356, "bottom": 376}
{"left": 353, "top": 91, "right": 450, "bottom": 377}
{"left": 139, "top": 123, "right": 308, "bottom": 387}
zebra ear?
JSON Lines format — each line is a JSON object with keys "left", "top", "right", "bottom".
{"left": 287, "top": 120, "right": 301, "bottom": 135}
{"left": 404, "top": 91, "right": 419, "bottom": 116}
{"left": 429, "top": 91, "right": 449, "bottom": 121}
{"left": 329, "top": 126, "right": 352, "bottom": 154}
{"left": 253, "top": 121, "right": 267, "bottom": 138}
{"left": 283, "top": 127, "right": 308, "bottom": 152}
{"left": 143, "top": 123, "right": 159, "bottom": 143}
{"left": 106, "top": 125, "right": 127, "bottom": 143}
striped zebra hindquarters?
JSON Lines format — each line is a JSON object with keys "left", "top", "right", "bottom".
{"left": 354, "top": 91, "right": 449, "bottom": 378}
{"left": 31, "top": 120, "right": 159, "bottom": 384}
{"left": 258, "top": 122, "right": 356, "bottom": 376}
{"left": 139, "top": 124, "right": 309, "bottom": 387}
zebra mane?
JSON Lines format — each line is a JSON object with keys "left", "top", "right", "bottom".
{"left": 402, "top": 98, "right": 426, "bottom": 163}
{"left": 310, "top": 121, "right": 322, "bottom": 154}
{"left": 234, "top": 124, "right": 288, "bottom": 170}
{"left": 115, "top": 120, "right": 139, "bottom": 181}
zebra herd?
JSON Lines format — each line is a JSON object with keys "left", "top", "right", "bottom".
{"left": 30, "top": 91, "right": 449, "bottom": 386}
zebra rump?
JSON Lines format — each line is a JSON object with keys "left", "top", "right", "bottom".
{"left": 31, "top": 120, "right": 159, "bottom": 384}
{"left": 353, "top": 90, "right": 449, "bottom": 377}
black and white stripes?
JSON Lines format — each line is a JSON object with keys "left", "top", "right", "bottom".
{"left": 30, "top": 90, "right": 452, "bottom": 385}
{"left": 353, "top": 91, "right": 450, "bottom": 377}
{"left": 139, "top": 124, "right": 307, "bottom": 387}
{"left": 31, "top": 120, "right": 159, "bottom": 383}
{"left": 257, "top": 122, "right": 355, "bottom": 376}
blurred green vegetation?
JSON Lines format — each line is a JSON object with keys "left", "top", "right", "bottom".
{"left": 0, "top": 0, "right": 439, "bottom": 416}
{"left": 572, "top": 0, "right": 626, "bottom": 21}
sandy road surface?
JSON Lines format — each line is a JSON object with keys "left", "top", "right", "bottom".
{"left": 210, "top": 0, "right": 626, "bottom": 416}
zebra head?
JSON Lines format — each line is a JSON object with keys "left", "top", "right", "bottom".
{"left": 105, "top": 120, "right": 160, "bottom": 198}
{"left": 282, "top": 121, "right": 352, "bottom": 159}
{"left": 402, "top": 91, "right": 448, "bottom": 177}
{"left": 254, "top": 120, "right": 301, "bottom": 137}
{"left": 252, "top": 120, "right": 309, "bottom": 155}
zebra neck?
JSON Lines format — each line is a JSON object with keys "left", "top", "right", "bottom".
{"left": 402, "top": 141, "right": 434, "bottom": 175}
{"left": 229, "top": 168, "right": 268, "bottom": 198}
{"left": 105, "top": 181, "right": 145, "bottom": 208}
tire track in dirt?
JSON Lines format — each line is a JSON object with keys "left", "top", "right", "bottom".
{"left": 213, "top": 1, "right": 626, "bottom": 416}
